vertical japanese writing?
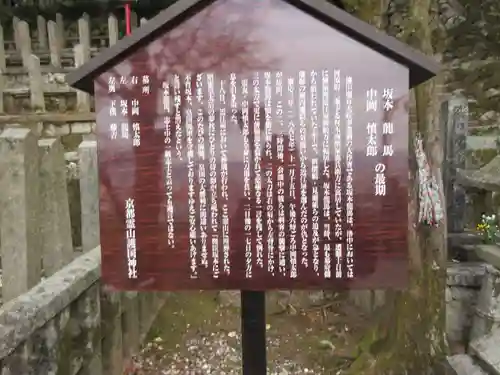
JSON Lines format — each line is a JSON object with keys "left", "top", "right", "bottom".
{"left": 333, "top": 69, "right": 343, "bottom": 279}
{"left": 310, "top": 70, "right": 320, "bottom": 276}
{"left": 383, "top": 88, "right": 394, "bottom": 112}
{"left": 108, "top": 76, "right": 116, "bottom": 93}
{"left": 132, "top": 122, "right": 140, "bottom": 147}
{"left": 142, "top": 74, "right": 150, "bottom": 95}
{"left": 196, "top": 74, "right": 208, "bottom": 268}
{"left": 375, "top": 163, "right": 386, "bottom": 196}
{"left": 298, "top": 71, "right": 308, "bottom": 269}
{"left": 275, "top": 72, "right": 286, "bottom": 276}
{"left": 109, "top": 99, "right": 117, "bottom": 139}
{"left": 287, "top": 75, "right": 297, "bottom": 278}
{"left": 207, "top": 73, "right": 219, "bottom": 278}
{"left": 242, "top": 77, "right": 252, "bottom": 279}
{"left": 163, "top": 82, "right": 171, "bottom": 144}
{"left": 120, "top": 99, "right": 128, "bottom": 116}
{"left": 264, "top": 72, "right": 274, "bottom": 275}
{"left": 186, "top": 80, "right": 197, "bottom": 279}
{"left": 375, "top": 88, "right": 395, "bottom": 197}
{"left": 253, "top": 73, "right": 264, "bottom": 268}
{"left": 174, "top": 75, "right": 183, "bottom": 158}
{"left": 220, "top": 79, "right": 230, "bottom": 275}
{"left": 125, "top": 198, "right": 137, "bottom": 279}
{"left": 121, "top": 122, "right": 128, "bottom": 139}
{"left": 163, "top": 81, "right": 174, "bottom": 248}
{"left": 131, "top": 98, "right": 139, "bottom": 115}
{"left": 345, "top": 76, "right": 354, "bottom": 279}
{"left": 322, "top": 69, "right": 331, "bottom": 279}
{"left": 120, "top": 99, "right": 129, "bottom": 140}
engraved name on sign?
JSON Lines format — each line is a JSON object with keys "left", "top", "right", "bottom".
{"left": 93, "top": 0, "right": 410, "bottom": 291}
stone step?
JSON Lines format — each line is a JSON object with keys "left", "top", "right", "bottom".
{"left": 469, "top": 332, "right": 500, "bottom": 375}
{"left": 446, "top": 354, "right": 488, "bottom": 375}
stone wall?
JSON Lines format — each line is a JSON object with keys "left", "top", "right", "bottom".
{"left": 0, "top": 126, "right": 168, "bottom": 373}
{"left": 446, "top": 262, "right": 485, "bottom": 348}
{"left": 0, "top": 246, "right": 167, "bottom": 375}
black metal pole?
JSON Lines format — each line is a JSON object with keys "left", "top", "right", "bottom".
{"left": 241, "top": 290, "right": 267, "bottom": 375}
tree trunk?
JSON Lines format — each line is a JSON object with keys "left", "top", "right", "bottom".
{"left": 342, "top": 1, "right": 448, "bottom": 373}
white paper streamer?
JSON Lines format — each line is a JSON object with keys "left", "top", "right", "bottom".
{"left": 415, "top": 133, "right": 444, "bottom": 226}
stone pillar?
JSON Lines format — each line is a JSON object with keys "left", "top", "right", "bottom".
{"left": 75, "top": 284, "right": 103, "bottom": 375}
{"left": 17, "top": 20, "right": 32, "bottom": 69}
{"left": 469, "top": 264, "right": 500, "bottom": 342}
{"left": 100, "top": 288, "right": 123, "bottom": 375}
{"left": 78, "top": 13, "right": 91, "bottom": 62}
{"left": 12, "top": 16, "right": 21, "bottom": 52}
{"left": 79, "top": 140, "right": 100, "bottom": 252}
{"left": 130, "top": 11, "right": 138, "bottom": 30}
{"left": 0, "top": 22, "right": 6, "bottom": 71}
{"left": 441, "top": 96, "right": 468, "bottom": 233}
{"left": 55, "top": 13, "right": 65, "bottom": 49}
{"left": 47, "top": 20, "right": 61, "bottom": 68}
{"left": 74, "top": 44, "right": 91, "bottom": 112}
{"left": 36, "top": 15, "right": 48, "bottom": 49}
{"left": 28, "top": 54, "right": 45, "bottom": 111}
{"left": 38, "top": 138, "right": 74, "bottom": 276}
{"left": 0, "top": 128, "right": 42, "bottom": 302}
{"left": 108, "top": 14, "right": 119, "bottom": 46}
{"left": 0, "top": 69, "right": 4, "bottom": 114}
{"left": 121, "top": 292, "right": 140, "bottom": 359}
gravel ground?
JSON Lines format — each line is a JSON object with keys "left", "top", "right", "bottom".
{"left": 125, "top": 291, "right": 357, "bottom": 375}
{"left": 133, "top": 331, "right": 319, "bottom": 374}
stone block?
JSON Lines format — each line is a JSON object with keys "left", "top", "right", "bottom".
{"left": 37, "top": 15, "right": 48, "bottom": 49}
{"left": 446, "top": 286, "right": 478, "bottom": 344}
{"left": 0, "top": 248, "right": 100, "bottom": 360}
{"left": 78, "top": 140, "right": 99, "bottom": 252}
{"left": 100, "top": 287, "right": 123, "bottom": 375}
{"left": 474, "top": 245, "right": 500, "bottom": 270}
{"left": 16, "top": 20, "right": 32, "bottom": 69}
{"left": 71, "top": 122, "right": 92, "bottom": 134}
{"left": 38, "top": 138, "right": 74, "bottom": 276}
{"left": 121, "top": 292, "right": 140, "bottom": 358}
{"left": 0, "top": 128, "right": 42, "bottom": 302}
{"left": 47, "top": 20, "right": 61, "bottom": 68}
{"left": 469, "top": 331, "right": 500, "bottom": 375}
{"left": 470, "top": 264, "right": 500, "bottom": 341}
{"left": 108, "top": 14, "right": 119, "bottom": 46}
{"left": 445, "top": 354, "right": 487, "bottom": 375}
{"left": 27, "top": 54, "right": 45, "bottom": 111}
{"left": 447, "top": 262, "right": 486, "bottom": 288}
{"left": 0, "top": 22, "right": 6, "bottom": 71}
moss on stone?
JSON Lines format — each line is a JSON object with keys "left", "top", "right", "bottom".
{"left": 466, "top": 148, "right": 498, "bottom": 169}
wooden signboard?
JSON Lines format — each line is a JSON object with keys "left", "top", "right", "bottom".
{"left": 67, "top": 0, "right": 439, "bottom": 292}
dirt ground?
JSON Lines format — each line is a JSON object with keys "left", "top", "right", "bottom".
{"left": 125, "top": 291, "right": 369, "bottom": 374}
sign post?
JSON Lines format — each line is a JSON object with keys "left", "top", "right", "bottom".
{"left": 241, "top": 291, "right": 267, "bottom": 374}
{"left": 66, "top": 1, "right": 439, "bottom": 373}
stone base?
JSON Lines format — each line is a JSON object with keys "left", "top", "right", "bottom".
{"left": 474, "top": 245, "right": 500, "bottom": 270}
{"left": 445, "top": 354, "right": 487, "bottom": 375}
{"left": 469, "top": 332, "right": 500, "bottom": 375}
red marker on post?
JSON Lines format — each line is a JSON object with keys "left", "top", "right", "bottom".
{"left": 125, "top": 2, "right": 132, "bottom": 35}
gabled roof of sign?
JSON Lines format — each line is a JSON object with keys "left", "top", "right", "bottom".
{"left": 66, "top": 0, "right": 440, "bottom": 94}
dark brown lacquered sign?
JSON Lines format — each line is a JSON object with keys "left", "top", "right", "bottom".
{"left": 68, "top": 0, "right": 439, "bottom": 292}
